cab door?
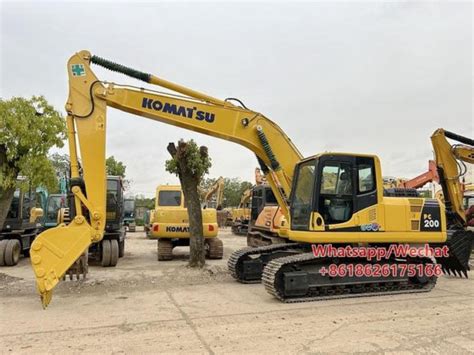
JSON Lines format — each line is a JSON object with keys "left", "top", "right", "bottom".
{"left": 314, "top": 155, "right": 378, "bottom": 227}
{"left": 314, "top": 155, "right": 356, "bottom": 226}
{"left": 290, "top": 159, "right": 318, "bottom": 230}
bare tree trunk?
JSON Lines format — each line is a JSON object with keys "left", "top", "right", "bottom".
{"left": 181, "top": 175, "right": 205, "bottom": 267}
{"left": 167, "top": 142, "right": 207, "bottom": 268}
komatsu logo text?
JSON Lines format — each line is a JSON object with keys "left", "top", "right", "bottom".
{"left": 166, "top": 226, "right": 190, "bottom": 233}
{"left": 142, "top": 98, "right": 215, "bottom": 123}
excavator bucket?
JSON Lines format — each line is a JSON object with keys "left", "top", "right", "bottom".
{"left": 436, "top": 230, "right": 473, "bottom": 277}
{"left": 30, "top": 223, "right": 92, "bottom": 308}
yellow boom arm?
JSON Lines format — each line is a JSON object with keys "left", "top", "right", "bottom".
{"left": 30, "top": 50, "right": 303, "bottom": 307}
{"left": 203, "top": 177, "right": 225, "bottom": 207}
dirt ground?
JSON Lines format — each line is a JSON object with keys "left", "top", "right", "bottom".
{"left": 1, "top": 229, "right": 473, "bottom": 354}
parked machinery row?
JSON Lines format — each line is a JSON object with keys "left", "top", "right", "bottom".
{"left": 29, "top": 51, "right": 472, "bottom": 307}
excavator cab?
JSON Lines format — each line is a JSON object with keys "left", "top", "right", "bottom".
{"left": 43, "top": 194, "right": 67, "bottom": 229}
{"left": 123, "top": 199, "right": 136, "bottom": 232}
{"left": 290, "top": 154, "right": 378, "bottom": 231}
{"left": 250, "top": 185, "right": 278, "bottom": 224}
{"left": 1, "top": 184, "right": 44, "bottom": 266}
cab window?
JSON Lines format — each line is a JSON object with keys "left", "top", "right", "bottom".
{"left": 7, "top": 189, "right": 20, "bottom": 219}
{"left": 265, "top": 188, "right": 278, "bottom": 205}
{"left": 357, "top": 158, "right": 375, "bottom": 193}
{"left": 158, "top": 191, "right": 182, "bottom": 206}
{"left": 318, "top": 162, "right": 353, "bottom": 224}
{"left": 321, "top": 164, "right": 353, "bottom": 195}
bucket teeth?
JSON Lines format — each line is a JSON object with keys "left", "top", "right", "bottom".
{"left": 63, "top": 252, "right": 88, "bottom": 281}
{"left": 436, "top": 230, "right": 473, "bottom": 278}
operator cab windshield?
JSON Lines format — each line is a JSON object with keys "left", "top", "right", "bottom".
{"left": 158, "top": 190, "right": 182, "bottom": 207}
{"left": 7, "top": 189, "right": 21, "bottom": 219}
{"left": 47, "top": 196, "right": 66, "bottom": 222}
{"left": 290, "top": 155, "right": 377, "bottom": 230}
{"left": 106, "top": 180, "right": 120, "bottom": 214}
{"left": 124, "top": 200, "right": 135, "bottom": 217}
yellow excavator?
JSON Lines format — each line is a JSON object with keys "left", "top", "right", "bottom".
{"left": 201, "top": 177, "right": 224, "bottom": 209}
{"left": 231, "top": 167, "right": 284, "bottom": 241}
{"left": 231, "top": 187, "right": 252, "bottom": 235}
{"left": 148, "top": 185, "right": 221, "bottom": 260}
{"left": 30, "top": 51, "right": 473, "bottom": 307}
{"left": 231, "top": 168, "right": 265, "bottom": 235}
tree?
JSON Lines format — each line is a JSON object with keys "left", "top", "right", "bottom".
{"left": 0, "top": 96, "right": 65, "bottom": 228}
{"left": 200, "top": 177, "right": 252, "bottom": 207}
{"left": 49, "top": 152, "right": 70, "bottom": 193}
{"left": 134, "top": 195, "right": 155, "bottom": 210}
{"left": 165, "top": 139, "right": 212, "bottom": 267}
{"left": 106, "top": 156, "right": 126, "bottom": 177}
{"left": 223, "top": 178, "right": 253, "bottom": 207}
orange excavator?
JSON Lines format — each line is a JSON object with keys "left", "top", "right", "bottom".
{"left": 383, "top": 160, "right": 440, "bottom": 198}
{"left": 399, "top": 160, "right": 439, "bottom": 189}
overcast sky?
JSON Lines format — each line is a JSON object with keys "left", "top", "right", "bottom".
{"left": 1, "top": 1, "right": 472, "bottom": 197}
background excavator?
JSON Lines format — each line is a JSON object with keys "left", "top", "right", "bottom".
{"left": 62, "top": 175, "right": 127, "bottom": 278}
{"left": 0, "top": 180, "right": 45, "bottom": 266}
{"left": 30, "top": 51, "right": 473, "bottom": 307}
{"left": 231, "top": 168, "right": 266, "bottom": 236}
{"left": 384, "top": 160, "right": 439, "bottom": 189}
{"left": 200, "top": 177, "right": 224, "bottom": 209}
{"left": 231, "top": 187, "right": 252, "bottom": 235}
{"left": 123, "top": 199, "right": 136, "bottom": 232}
{"left": 148, "top": 184, "right": 222, "bottom": 261}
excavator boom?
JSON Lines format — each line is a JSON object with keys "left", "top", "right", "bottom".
{"left": 30, "top": 50, "right": 303, "bottom": 307}
{"left": 203, "top": 177, "right": 224, "bottom": 208}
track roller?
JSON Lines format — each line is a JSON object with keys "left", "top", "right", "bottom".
{"left": 158, "top": 239, "right": 173, "bottom": 261}
{"left": 228, "top": 243, "right": 305, "bottom": 283}
{"left": 206, "top": 238, "right": 223, "bottom": 259}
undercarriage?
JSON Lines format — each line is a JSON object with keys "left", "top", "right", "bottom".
{"left": 228, "top": 236, "right": 472, "bottom": 303}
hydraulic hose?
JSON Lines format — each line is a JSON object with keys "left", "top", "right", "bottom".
{"left": 256, "top": 126, "right": 280, "bottom": 171}
{"left": 90, "top": 55, "right": 151, "bottom": 83}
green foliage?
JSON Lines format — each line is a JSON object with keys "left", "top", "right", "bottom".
{"left": 165, "top": 139, "right": 211, "bottom": 180}
{"left": 199, "top": 177, "right": 217, "bottom": 191}
{"left": 223, "top": 178, "right": 253, "bottom": 207}
{"left": 106, "top": 156, "right": 126, "bottom": 177}
{"left": 0, "top": 96, "right": 65, "bottom": 192}
{"left": 49, "top": 153, "right": 70, "bottom": 193}
{"left": 200, "top": 177, "right": 252, "bottom": 207}
{"left": 50, "top": 153, "right": 70, "bottom": 175}
{"left": 135, "top": 195, "right": 155, "bottom": 209}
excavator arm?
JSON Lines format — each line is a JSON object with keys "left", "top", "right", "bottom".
{"left": 203, "top": 177, "right": 224, "bottom": 207}
{"left": 400, "top": 160, "right": 439, "bottom": 189}
{"left": 238, "top": 188, "right": 252, "bottom": 209}
{"left": 431, "top": 129, "right": 474, "bottom": 227}
{"left": 30, "top": 50, "right": 303, "bottom": 307}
